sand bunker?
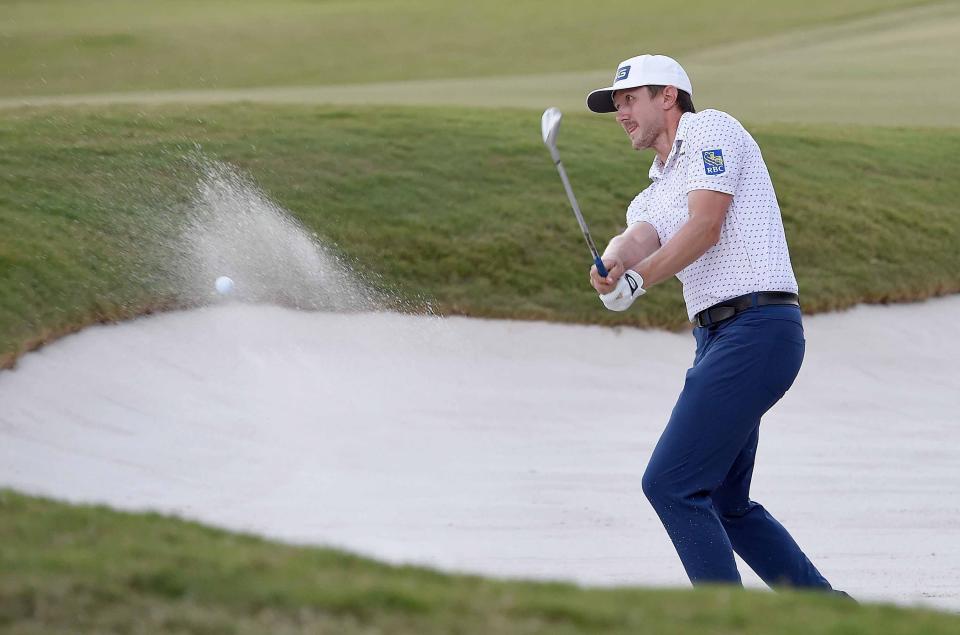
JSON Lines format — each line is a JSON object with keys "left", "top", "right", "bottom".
{"left": 1, "top": 298, "right": 958, "bottom": 611}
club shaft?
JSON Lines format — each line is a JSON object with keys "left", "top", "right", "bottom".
{"left": 553, "top": 159, "right": 602, "bottom": 261}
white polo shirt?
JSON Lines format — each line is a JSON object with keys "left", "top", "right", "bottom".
{"left": 626, "top": 109, "right": 798, "bottom": 321}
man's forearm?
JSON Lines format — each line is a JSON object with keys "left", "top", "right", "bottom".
{"left": 635, "top": 215, "right": 721, "bottom": 287}
{"left": 601, "top": 222, "right": 660, "bottom": 271}
{"left": 603, "top": 235, "right": 643, "bottom": 269}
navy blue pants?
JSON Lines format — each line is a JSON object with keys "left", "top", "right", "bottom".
{"left": 642, "top": 303, "right": 833, "bottom": 589}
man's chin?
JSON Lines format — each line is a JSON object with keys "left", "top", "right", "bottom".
{"left": 627, "top": 132, "right": 646, "bottom": 150}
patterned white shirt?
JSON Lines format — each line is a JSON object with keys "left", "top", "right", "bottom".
{"left": 626, "top": 109, "right": 798, "bottom": 321}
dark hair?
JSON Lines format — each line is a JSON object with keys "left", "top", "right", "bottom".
{"left": 645, "top": 85, "right": 696, "bottom": 114}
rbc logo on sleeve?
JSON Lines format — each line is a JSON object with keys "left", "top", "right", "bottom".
{"left": 616, "top": 65, "right": 630, "bottom": 82}
{"left": 702, "top": 149, "right": 725, "bottom": 175}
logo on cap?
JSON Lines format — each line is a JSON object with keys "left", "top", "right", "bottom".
{"left": 702, "top": 149, "right": 725, "bottom": 175}
{"left": 615, "top": 65, "right": 630, "bottom": 82}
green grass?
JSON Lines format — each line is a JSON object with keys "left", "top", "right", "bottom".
{"left": 7, "top": 1, "right": 959, "bottom": 129}
{"left": 6, "top": 2, "right": 960, "bottom": 128}
{"left": 3, "top": 4, "right": 960, "bottom": 630}
{"left": 1, "top": 104, "right": 958, "bottom": 368}
{"left": 2, "top": 489, "right": 958, "bottom": 634}
{"left": 0, "top": 0, "right": 936, "bottom": 97}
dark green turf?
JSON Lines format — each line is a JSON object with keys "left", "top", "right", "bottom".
{"left": 2, "top": 490, "right": 958, "bottom": 634}
{"left": 2, "top": 104, "right": 958, "bottom": 367}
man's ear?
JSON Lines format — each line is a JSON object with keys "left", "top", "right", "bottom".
{"left": 662, "top": 85, "right": 678, "bottom": 110}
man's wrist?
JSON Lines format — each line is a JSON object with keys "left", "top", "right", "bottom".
{"left": 634, "top": 258, "right": 656, "bottom": 288}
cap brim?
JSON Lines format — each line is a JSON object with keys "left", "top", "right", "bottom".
{"left": 586, "top": 87, "right": 616, "bottom": 113}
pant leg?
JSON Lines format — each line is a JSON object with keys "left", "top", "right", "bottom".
{"left": 713, "top": 427, "right": 833, "bottom": 590}
{"left": 641, "top": 305, "right": 812, "bottom": 586}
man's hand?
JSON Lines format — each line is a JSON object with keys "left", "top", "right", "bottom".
{"left": 590, "top": 255, "right": 625, "bottom": 294}
{"left": 599, "top": 269, "right": 645, "bottom": 311}
{"left": 588, "top": 222, "right": 657, "bottom": 311}
{"left": 589, "top": 222, "right": 659, "bottom": 293}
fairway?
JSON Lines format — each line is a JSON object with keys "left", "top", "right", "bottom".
{"left": 1, "top": 0, "right": 937, "bottom": 96}
{"left": 3, "top": 2, "right": 958, "bottom": 126}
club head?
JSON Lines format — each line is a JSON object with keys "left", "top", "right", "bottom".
{"left": 541, "top": 107, "right": 562, "bottom": 148}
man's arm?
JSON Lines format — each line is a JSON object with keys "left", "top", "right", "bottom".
{"left": 590, "top": 221, "right": 660, "bottom": 294}
{"left": 634, "top": 189, "right": 732, "bottom": 288}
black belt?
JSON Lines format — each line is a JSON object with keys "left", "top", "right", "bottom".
{"left": 693, "top": 291, "right": 799, "bottom": 328}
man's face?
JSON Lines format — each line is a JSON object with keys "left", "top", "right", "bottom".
{"left": 612, "top": 86, "right": 665, "bottom": 151}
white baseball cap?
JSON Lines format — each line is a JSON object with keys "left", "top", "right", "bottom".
{"left": 586, "top": 54, "right": 693, "bottom": 113}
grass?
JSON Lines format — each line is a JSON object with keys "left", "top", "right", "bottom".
{"left": 0, "top": 0, "right": 937, "bottom": 97}
{"left": 2, "top": 4, "right": 959, "bottom": 631}
{"left": 2, "top": 489, "right": 958, "bottom": 634}
{"left": 685, "top": 1, "right": 960, "bottom": 127}
{"left": 2, "top": 103, "right": 958, "bottom": 368}
{"left": 7, "top": 2, "right": 959, "bottom": 129}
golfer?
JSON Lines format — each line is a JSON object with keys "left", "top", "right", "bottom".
{"left": 587, "top": 54, "right": 847, "bottom": 595}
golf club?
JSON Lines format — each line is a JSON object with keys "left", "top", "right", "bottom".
{"left": 541, "top": 107, "right": 609, "bottom": 278}
{"left": 541, "top": 107, "right": 645, "bottom": 311}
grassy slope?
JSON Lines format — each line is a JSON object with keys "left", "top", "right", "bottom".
{"left": 0, "top": 0, "right": 936, "bottom": 97}
{"left": 2, "top": 104, "right": 958, "bottom": 367}
{"left": 2, "top": 490, "right": 959, "bottom": 634}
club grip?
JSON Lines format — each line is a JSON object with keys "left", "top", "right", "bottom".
{"left": 594, "top": 256, "right": 609, "bottom": 278}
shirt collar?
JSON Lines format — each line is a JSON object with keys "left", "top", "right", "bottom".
{"left": 648, "top": 111, "right": 694, "bottom": 181}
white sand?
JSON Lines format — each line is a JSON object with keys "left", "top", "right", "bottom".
{"left": 1, "top": 298, "right": 958, "bottom": 612}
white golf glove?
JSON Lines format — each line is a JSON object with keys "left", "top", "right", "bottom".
{"left": 599, "top": 269, "right": 645, "bottom": 311}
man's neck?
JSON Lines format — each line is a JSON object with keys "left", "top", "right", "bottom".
{"left": 653, "top": 110, "right": 685, "bottom": 164}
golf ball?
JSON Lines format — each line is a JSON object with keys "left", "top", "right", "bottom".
{"left": 215, "top": 276, "right": 234, "bottom": 295}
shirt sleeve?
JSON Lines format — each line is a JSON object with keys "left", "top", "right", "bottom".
{"left": 684, "top": 111, "right": 743, "bottom": 196}
{"left": 625, "top": 187, "right": 660, "bottom": 241}
{"left": 626, "top": 187, "right": 652, "bottom": 224}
